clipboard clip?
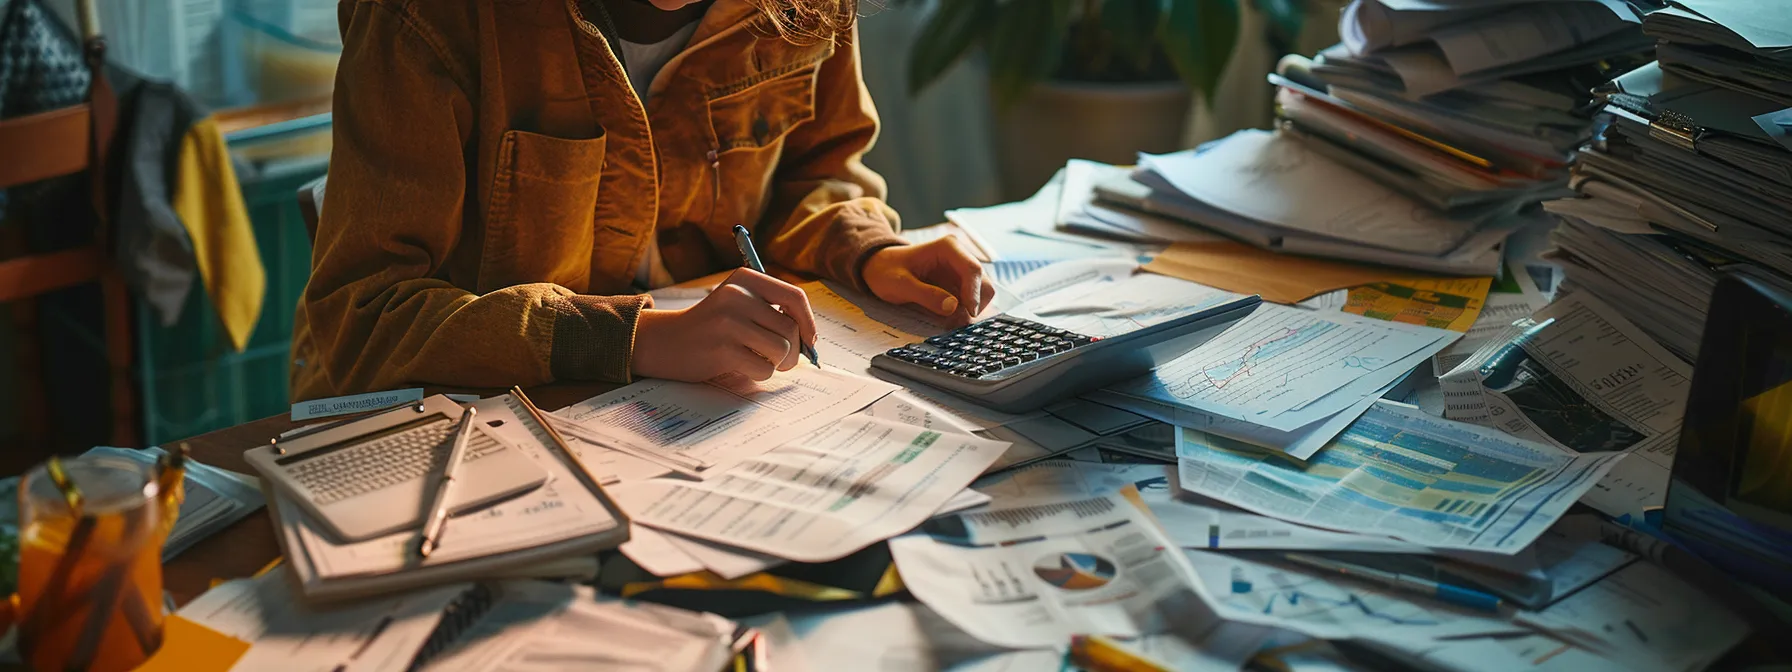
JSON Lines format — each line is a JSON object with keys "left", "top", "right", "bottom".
{"left": 1649, "top": 109, "right": 1701, "bottom": 152}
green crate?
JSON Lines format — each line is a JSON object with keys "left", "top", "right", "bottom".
{"left": 136, "top": 159, "right": 322, "bottom": 446}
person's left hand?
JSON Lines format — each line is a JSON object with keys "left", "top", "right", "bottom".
{"left": 863, "top": 237, "right": 996, "bottom": 325}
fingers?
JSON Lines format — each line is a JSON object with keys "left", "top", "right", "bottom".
{"left": 728, "top": 345, "right": 778, "bottom": 381}
{"left": 891, "top": 267, "right": 962, "bottom": 316}
{"left": 953, "top": 260, "right": 985, "bottom": 321}
{"left": 743, "top": 304, "right": 802, "bottom": 371}
{"left": 978, "top": 276, "right": 997, "bottom": 318}
{"left": 724, "top": 268, "right": 818, "bottom": 352}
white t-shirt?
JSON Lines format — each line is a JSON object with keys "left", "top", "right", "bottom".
{"left": 621, "top": 22, "right": 701, "bottom": 291}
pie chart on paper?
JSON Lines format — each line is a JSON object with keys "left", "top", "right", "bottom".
{"left": 1033, "top": 553, "right": 1119, "bottom": 590}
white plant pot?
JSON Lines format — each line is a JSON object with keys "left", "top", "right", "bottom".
{"left": 991, "top": 79, "right": 1194, "bottom": 201}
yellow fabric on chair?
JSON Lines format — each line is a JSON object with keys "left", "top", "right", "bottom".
{"left": 171, "top": 115, "right": 265, "bottom": 351}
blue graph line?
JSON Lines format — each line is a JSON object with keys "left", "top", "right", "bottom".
{"left": 1240, "top": 590, "right": 1443, "bottom": 626}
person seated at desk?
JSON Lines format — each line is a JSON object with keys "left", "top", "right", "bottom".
{"left": 291, "top": 0, "right": 994, "bottom": 399}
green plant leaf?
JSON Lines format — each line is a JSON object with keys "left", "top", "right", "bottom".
{"left": 987, "top": 0, "right": 1075, "bottom": 109}
{"left": 1100, "top": 0, "right": 1163, "bottom": 71}
{"left": 1252, "top": 0, "right": 1305, "bottom": 53}
{"left": 907, "top": 0, "right": 996, "bottom": 95}
{"left": 1160, "top": 0, "right": 1240, "bottom": 105}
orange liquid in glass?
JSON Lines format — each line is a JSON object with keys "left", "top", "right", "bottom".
{"left": 16, "top": 506, "right": 165, "bottom": 672}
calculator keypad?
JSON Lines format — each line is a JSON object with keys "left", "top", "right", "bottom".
{"left": 885, "top": 316, "right": 1096, "bottom": 380}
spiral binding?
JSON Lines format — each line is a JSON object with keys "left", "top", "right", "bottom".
{"left": 403, "top": 583, "right": 497, "bottom": 671}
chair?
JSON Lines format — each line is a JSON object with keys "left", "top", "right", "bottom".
{"left": 0, "top": 0, "right": 137, "bottom": 449}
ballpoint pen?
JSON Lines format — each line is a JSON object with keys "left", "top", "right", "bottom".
{"left": 417, "top": 405, "right": 478, "bottom": 558}
{"left": 1281, "top": 552, "right": 1504, "bottom": 613}
{"left": 732, "top": 224, "right": 821, "bottom": 368}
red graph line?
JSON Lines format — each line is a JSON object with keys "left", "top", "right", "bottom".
{"left": 1203, "top": 327, "right": 1303, "bottom": 389}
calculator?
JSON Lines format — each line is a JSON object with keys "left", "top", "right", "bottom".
{"left": 871, "top": 296, "right": 1262, "bottom": 413}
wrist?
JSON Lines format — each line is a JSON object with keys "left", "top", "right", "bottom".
{"left": 630, "top": 309, "right": 683, "bottom": 380}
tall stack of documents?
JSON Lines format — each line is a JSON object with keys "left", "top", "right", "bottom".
{"left": 1069, "top": 0, "right": 1653, "bottom": 277}
{"left": 1544, "top": 2, "right": 1792, "bottom": 360}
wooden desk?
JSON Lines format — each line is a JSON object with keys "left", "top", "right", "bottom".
{"left": 161, "top": 383, "right": 617, "bottom": 605}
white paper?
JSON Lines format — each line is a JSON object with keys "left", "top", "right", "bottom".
{"left": 1007, "top": 272, "right": 1248, "bottom": 339}
{"left": 1514, "top": 562, "right": 1751, "bottom": 672}
{"left": 973, "top": 460, "right": 1169, "bottom": 504}
{"left": 619, "top": 523, "right": 707, "bottom": 578}
{"left": 1178, "top": 401, "right": 1625, "bottom": 553}
{"left": 644, "top": 285, "right": 717, "bottom": 312}
{"left": 1431, "top": 1, "right": 1636, "bottom": 76}
{"left": 1089, "top": 375, "right": 1402, "bottom": 461}
{"left": 1440, "top": 293, "right": 1690, "bottom": 519}
{"left": 890, "top": 492, "right": 1226, "bottom": 649}
{"left": 418, "top": 581, "right": 735, "bottom": 672}
{"left": 614, "top": 415, "right": 1007, "bottom": 563}
{"left": 775, "top": 602, "right": 1015, "bottom": 670}
{"left": 862, "top": 391, "right": 984, "bottom": 435}
{"left": 1183, "top": 549, "right": 1527, "bottom": 643}
{"left": 1138, "top": 131, "right": 1477, "bottom": 256}
{"left": 291, "top": 388, "right": 424, "bottom": 421}
{"left": 178, "top": 572, "right": 464, "bottom": 672}
{"left": 1055, "top": 159, "right": 1225, "bottom": 245}
{"left": 1107, "top": 304, "right": 1451, "bottom": 429}
{"left": 1147, "top": 494, "right": 1429, "bottom": 554}
{"left": 555, "top": 366, "right": 896, "bottom": 473}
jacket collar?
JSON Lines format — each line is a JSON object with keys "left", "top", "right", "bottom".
{"left": 687, "top": 0, "right": 761, "bottom": 50}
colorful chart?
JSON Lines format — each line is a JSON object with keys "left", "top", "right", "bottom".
{"left": 1032, "top": 553, "right": 1118, "bottom": 590}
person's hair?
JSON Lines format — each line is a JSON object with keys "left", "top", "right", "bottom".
{"left": 749, "top": 0, "right": 863, "bottom": 44}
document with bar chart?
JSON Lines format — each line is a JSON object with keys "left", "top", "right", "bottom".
{"left": 555, "top": 366, "right": 896, "bottom": 472}
{"left": 1176, "top": 400, "right": 1625, "bottom": 553}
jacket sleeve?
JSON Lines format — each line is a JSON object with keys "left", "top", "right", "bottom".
{"left": 301, "top": 1, "right": 645, "bottom": 397}
{"left": 756, "top": 25, "right": 907, "bottom": 292}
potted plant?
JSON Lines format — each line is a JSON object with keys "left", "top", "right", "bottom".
{"left": 904, "top": 0, "right": 1305, "bottom": 199}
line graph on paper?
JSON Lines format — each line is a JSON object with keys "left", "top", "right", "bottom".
{"left": 1183, "top": 550, "right": 1520, "bottom": 641}
{"left": 1199, "top": 322, "right": 1337, "bottom": 390}
{"left": 1138, "top": 306, "right": 1439, "bottom": 417}
{"left": 1235, "top": 570, "right": 1444, "bottom": 626}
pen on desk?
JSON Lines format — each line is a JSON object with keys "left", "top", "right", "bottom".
{"left": 542, "top": 413, "right": 705, "bottom": 479}
{"left": 417, "top": 405, "right": 478, "bottom": 558}
{"left": 732, "top": 224, "right": 821, "bottom": 369}
{"left": 1068, "top": 634, "right": 1172, "bottom": 672}
{"left": 1281, "top": 553, "right": 1504, "bottom": 613}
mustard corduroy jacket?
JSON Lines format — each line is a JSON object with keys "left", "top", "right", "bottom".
{"left": 291, "top": 0, "right": 904, "bottom": 401}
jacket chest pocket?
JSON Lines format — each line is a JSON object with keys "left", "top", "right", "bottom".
{"left": 481, "top": 129, "right": 606, "bottom": 293}
{"left": 706, "top": 67, "right": 818, "bottom": 153}
{"left": 703, "top": 67, "right": 819, "bottom": 226}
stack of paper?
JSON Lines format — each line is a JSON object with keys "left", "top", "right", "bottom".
{"left": 1091, "top": 301, "right": 1458, "bottom": 459}
{"left": 1072, "top": 0, "right": 1652, "bottom": 278}
{"left": 1099, "top": 130, "right": 1519, "bottom": 275}
{"left": 1544, "top": 3, "right": 1792, "bottom": 358}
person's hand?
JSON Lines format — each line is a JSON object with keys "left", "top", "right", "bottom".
{"left": 862, "top": 238, "right": 996, "bottom": 325}
{"left": 631, "top": 268, "right": 818, "bottom": 382}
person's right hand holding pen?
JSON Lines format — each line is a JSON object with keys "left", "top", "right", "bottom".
{"left": 632, "top": 267, "right": 821, "bottom": 383}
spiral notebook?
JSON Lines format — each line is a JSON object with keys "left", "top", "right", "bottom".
{"left": 405, "top": 581, "right": 737, "bottom": 671}
{"left": 266, "top": 391, "right": 629, "bottom": 602}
